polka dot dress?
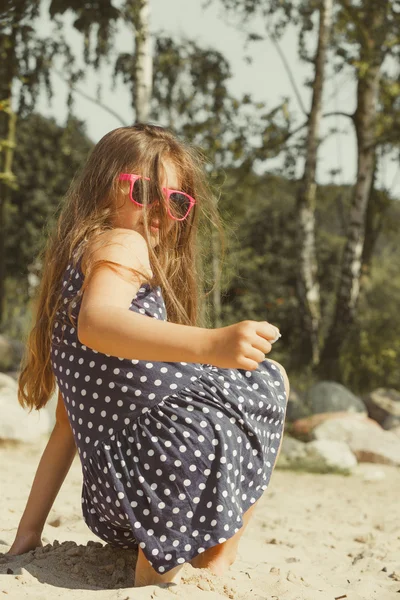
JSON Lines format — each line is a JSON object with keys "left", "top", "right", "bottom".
{"left": 50, "top": 246, "right": 288, "bottom": 574}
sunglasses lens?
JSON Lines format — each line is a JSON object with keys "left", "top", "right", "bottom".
{"left": 168, "top": 192, "right": 191, "bottom": 220}
{"left": 130, "top": 177, "right": 192, "bottom": 219}
{"left": 132, "top": 178, "right": 148, "bottom": 205}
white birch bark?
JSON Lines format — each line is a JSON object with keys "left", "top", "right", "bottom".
{"left": 296, "top": 0, "right": 333, "bottom": 365}
{"left": 132, "top": 0, "right": 153, "bottom": 122}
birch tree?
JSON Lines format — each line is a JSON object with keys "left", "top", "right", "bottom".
{"left": 296, "top": 0, "right": 333, "bottom": 366}
{"left": 129, "top": 0, "right": 152, "bottom": 122}
{"left": 209, "top": 0, "right": 400, "bottom": 380}
{"left": 319, "top": 0, "right": 400, "bottom": 378}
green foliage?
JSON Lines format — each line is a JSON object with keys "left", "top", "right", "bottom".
{"left": 49, "top": 0, "right": 120, "bottom": 67}
{"left": 340, "top": 224, "right": 400, "bottom": 392}
{"left": 216, "top": 165, "right": 400, "bottom": 394}
{"left": 2, "top": 114, "right": 92, "bottom": 338}
{"left": 6, "top": 114, "right": 93, "bottom": 280}
{"left": 149, "top": 33, "right": 292, "bottom": 173}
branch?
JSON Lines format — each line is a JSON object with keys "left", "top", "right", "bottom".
{"left": 337, "top": 0, "right": 370, "bottom": 49}
{"left": 371, "top": 129, "right": 400, "bottom": 148}
{"left": 266, "top": 26, "right": 308, "bottom": 117}
{"left": 54, "top": 70, "right": 129, "bottom": 127}
{"left": 323, "top": 110, "right": 354, "bottom": 120}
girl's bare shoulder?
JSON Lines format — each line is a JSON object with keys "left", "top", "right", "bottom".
{"left": 81, "top": 228, "right": 152, "bottom": 278}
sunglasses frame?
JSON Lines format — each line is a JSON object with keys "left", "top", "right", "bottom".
{"left": 118, "top": 173, "right": 196, "bottom": 221}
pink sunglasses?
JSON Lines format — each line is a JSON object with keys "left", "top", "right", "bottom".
{"left": 119, "top": 173, "right": 196, "bottom": 221}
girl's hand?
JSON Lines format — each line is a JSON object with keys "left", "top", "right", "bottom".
{"left": 207, "top": 320, "right": 281, "bottom": 371}
{"left": 6, "top": 531, "right": 43, "bottom": 556}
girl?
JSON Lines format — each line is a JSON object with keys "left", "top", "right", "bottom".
{"left": 8, "top": 123, "right": 289, "bottom": 587}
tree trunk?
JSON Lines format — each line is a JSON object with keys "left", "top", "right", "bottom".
{"left": 319, "top": 62, "right": 381, "bottom": 379}
{"left": 131, "top": 0, "right": 153, "bottom": 123}
{"left": 296, "top": 0, "right": 333, "bottom": 366}
{"left": 360, "top": 163, "right": 391, "bottom": 286}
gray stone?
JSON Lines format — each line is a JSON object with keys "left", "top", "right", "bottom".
{"left": 285, "top": 388, "right": 311, "bottom": 422}
{"left": 0, "top": 335, "right": 13, "bottom": 372}
{"left": 0, "top": 335, "right": 25, "bottom": 372}
{"left": 280, "top": 435, "right": 308, "bottom": 459}
{"left": 277, "top": 435, "right": 356, "bottom": 474}
{"left": 305, "top": 381, "right": 367, "bottom": 415}
{"left": 382, "top": 414, "right": 400, "bottom": 430}
{"left": 363, "top": 388, "right": 400, "bottom": 429}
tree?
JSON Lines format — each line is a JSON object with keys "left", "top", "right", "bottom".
{"left": 319, "top": 0, "right": 400, "bottom": 378}
{"left": 148, "top": 34, "right": 291, "bottom": 326}
{"left": 2, "top": 113, "right": 93, "bottom": 338}
{"left": 50, "top": 0, "right": 153, "bottom": 122}
{"left": 296, "top": 0, "right": 333, "bottom": 366}
{"left": 122, "top": 0, "right": 153, "bottom": 122}
{"left": 209, "top": 0, "right": 400, "bottom": 380}
{"left": 0, "top": 0, "right": 60, "bottom": 325}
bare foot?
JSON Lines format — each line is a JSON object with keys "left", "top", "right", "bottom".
{"left": 190, "top": 552, "right": 233, "bottom": 576}
{"left": 134, "top": 547, "right": 184, "bottom": 587}
{"left": 6, "top": 532, "right": 43, "bottom": 556}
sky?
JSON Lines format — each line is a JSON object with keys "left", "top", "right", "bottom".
{"left": 33, "top": 0, "right": 399, "bottom": 198}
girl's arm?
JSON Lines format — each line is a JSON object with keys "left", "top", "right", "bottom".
{"left": 7, "top": 391, "right": 77, "bottom": 555}
{"left": 78, "top": 229, "right": 213, "bottom": 363}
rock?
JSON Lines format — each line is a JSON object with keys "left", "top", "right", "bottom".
{"left": 291, "top": 411, "right": 373, "bottom": 441}
{"left": 0, "top": 382, "right": 51, "bottom": 442}
{"left": 363, "top": 388, "right": 400, "bottom": 429}
{"left": 391, "top": 426, "right": 400, "bottom": 439}
{"left": 0, "top": 335, "right": 25, "bottom": 372}
{"left": 0, "top": 336, "right": 14, "bottom": 372}
{"left": 0, "top": 372, "right": 18, "bottom": 392}
{"left": 279, "top": 435, "right": 308, "bottom": 460}
{"left": 277, "top": 434, "right": 356, "bottom": 474}
{"left": 285, "top": 389, "right": 311, "bottom": 422}
{"left": 305, "top": 439, "right": 357, "bottom": 472}
{"left": 7, "top": 338, "right": 25, "bottom": 370}
{"left": 305, "top": 381, "right": 367, "bottom": 415}
{"left": 312, "top": 415, "right": 400, "bottom": 466}
{"left": 382, "top": 415, "right": 400, "bottom": 430}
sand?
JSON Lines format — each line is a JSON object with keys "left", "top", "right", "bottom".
{"left": 1, "top": 438, "right": 399, "bottom": 600}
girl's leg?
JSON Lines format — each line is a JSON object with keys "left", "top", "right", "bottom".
{"left": 190, "top": 431, "right": 285, "bottom": 575}
{"left": 134, "top": 547, "right": 185, "bottom": 587}
{"left": 189, "top": 495, "right": 262, "bottom": 573}
{"left": 191, "top": 362, "right": 289, "bottom": 575}
{"left": 135, "top": 362, "right": 289, "bottom": 583}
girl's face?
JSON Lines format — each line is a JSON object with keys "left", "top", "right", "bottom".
{"left": 113, "top": 160, "right": 180, "bottom": 247}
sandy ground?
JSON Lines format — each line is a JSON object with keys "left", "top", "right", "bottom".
{"left": 1, "top": 438, "right": 399, "bottom": 600}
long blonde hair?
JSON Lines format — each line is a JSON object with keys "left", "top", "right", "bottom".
{"left": 18, "top": 123, "right": 227, "bottom": 411}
